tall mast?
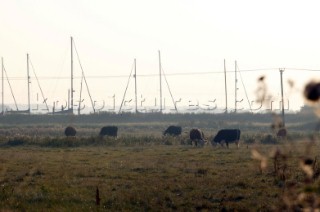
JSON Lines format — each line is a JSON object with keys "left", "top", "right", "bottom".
{"left": 112, "top": 94, "right": 115, "bottom": 111}
{"left": 159, "top": 50, "right": 162, "bottom": 113}
{"left": 70, "top": 36, "right": 74, "bottom": 113}
{"left": 1, "top": 57, "right": 3, "bottom": 114}
{"left": 280, "top": 68, "right": 285, "bottom": 127}
{"left": 27, "top": 53, "right": 31, "bottom": 114}
{"left": 224, "top": 59, "right": 228, "bottom": 113}
{"left": 134, "top": 58, "right": 138, "bottom": 113}
{"left": 234, "top": 60, "right": 237, "bottom": 113}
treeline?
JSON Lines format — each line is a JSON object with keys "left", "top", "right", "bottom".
{"left": 0, "top": 112, "right": 317, "bottom": 132}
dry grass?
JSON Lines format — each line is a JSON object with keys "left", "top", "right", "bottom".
{"left": 1, "top": 140, "right": 319, "bottom": 211}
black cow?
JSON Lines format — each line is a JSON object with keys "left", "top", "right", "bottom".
{"left": 99, "top": 126, "right": 118, "bottom": 138}
{"left": 211, "top": 129, "right": 241, "bottom": 148}
{"left": 65, "top": 126, "right": 76, "bottom": 137}
{"left": 163, "top": 125, "right": 182, "bottom": 136}
{"left": 189, "top": 128, "right": 205, "bottom": 146}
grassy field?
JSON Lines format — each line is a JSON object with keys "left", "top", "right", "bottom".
{"left": 1, "top": 136, "right": 320, "bottom": 211}
{"left": 0, "top": 111, "right": 319, "bottom": 211}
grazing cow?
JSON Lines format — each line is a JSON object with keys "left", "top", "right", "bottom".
{"left": 277, "top": 128, "right": 287, "bottom": 138}
{"left": 189, "top": 128, "right": 205, "bottom": 147}
{"left": 163, "top": 125, "right": 182, "bottom": 136}
{"left": 65, "top": 126, "right": 76, "bottom": 137}
{"left": 211, "top": 129, "right": 241, "bottom": 148}
{"left": 99, "top": 126, "right": 118, "bottom": 138}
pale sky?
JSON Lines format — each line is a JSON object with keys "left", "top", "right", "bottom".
{"left": 1, "top": 0, "right": 320, "bottom": 113}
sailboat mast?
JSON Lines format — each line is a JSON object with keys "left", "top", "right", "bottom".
{"left": 234, "top": 60, "right": 237, "bottom": 113}
{"left": 159, "top": 50, "right": 162, "bottom": 113}
{"left": 224, "top": 59, "right": 228, "bottom": 113}
{"left": 1, "top": 57, "right": 3, "bottom": 114}
{"left": 280, "top": 69, "right": 285, "bottom": 127}
{"left": 134, "top": 58, "right": 138, "bottom": 113}
{"left": 27, "top": 53, "right": 31, "bottom": 114}
{"left": 70, "top": 36, "right": 74, "bottom": 113}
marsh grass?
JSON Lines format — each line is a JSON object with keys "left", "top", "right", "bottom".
{"left": 1, "top": 140, "right": 318, "bottom": 211}
{"left": 0, "top": 122, "right": 320, "bottom": 210}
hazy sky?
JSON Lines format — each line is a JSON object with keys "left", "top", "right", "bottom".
{"left": 1, "top": 0, "right": 320, "bottom": 112}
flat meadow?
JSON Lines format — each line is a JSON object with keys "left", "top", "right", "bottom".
{"left": 0, "top": 112, "right": 320, "bottom": 211}
{"left": 1, "top": 136, "right": 320, "bottom": 211}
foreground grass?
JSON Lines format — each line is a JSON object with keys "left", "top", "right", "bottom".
{"left": 1, "top": 140, "right": 319, "bottom": 211}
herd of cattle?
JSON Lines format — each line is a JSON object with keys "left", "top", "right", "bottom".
{"left": 64, "top": 125, "right": 243, "bottom": 148}
{"left": 64, "top": 126, "right": 118, "bottom": 137}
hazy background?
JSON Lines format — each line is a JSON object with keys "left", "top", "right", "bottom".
{"left": 1, "top": 0, "right": 320, "bottom": 113}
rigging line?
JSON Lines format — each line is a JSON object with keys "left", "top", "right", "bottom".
{"left": 82, "top": 68, "right": 275, "bottom": 77}
{"left": 237, "top": 64, "right": 252, "bottom": 113}
{"left": 29, "top": 59, "right": 49, "bottom": 111}
{"left": 0, "top": 68, "right": 284, "bottom": 80}
{"left": 73, "top": 40, "right": 95, "bottom": 113}
{"left": 44, "top": 68, "right": 278, "bottom": 78}
{"left": 83, "top": 72, "right": 95, "bottom": 112}
{"left": 285, "top": 68, "right": 320, "bottom": 72}
{"left": 2, "top": 67, "right": 312, "bottom": 81}
{"left": 161, "top": 66, "right": 178, "bottom": 112}
{"left": 0, "top": 71, "right": 249, "bottom": 79}
{"left": 78, "top": 73, "right": 84, "bottom": 114}
{"left": 3, "top": 66, "right": 18, "bottom": 110}
{"left": 118, "top": 61, "right": 135, "bottom": 113}
{"left": 237, "top": 68, "right": 279, "bottom": 72}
